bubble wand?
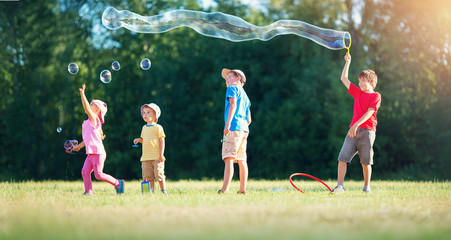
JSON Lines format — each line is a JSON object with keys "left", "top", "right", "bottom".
{"left": 345, "top": 33, "right": 352, "bottom": 53}
{"left": 64, "top": 139, "right": 78, "bottom": 153}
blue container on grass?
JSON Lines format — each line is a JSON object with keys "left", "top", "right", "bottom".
{"left": 141, "top": 179, "right": 151, "bottom": 194}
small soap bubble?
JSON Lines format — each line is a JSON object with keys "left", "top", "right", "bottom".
{"left": 112, "top": 61, "right": 120, "bottom": 71}
{"left": 57, "top": 127, "right": 62, "bottom": 133}
{"left": 68, "top": 63, "right": 79, "bottom": 74}
{"left": 140, "top": 58, "right": 151, "bottom": 70}
{"left": 100, "top": 70, "right": 112, "bottom": 83}
{"left": 100, "top": 70, "right": 111, "bottom": 83}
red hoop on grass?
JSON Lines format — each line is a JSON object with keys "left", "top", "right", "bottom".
{"left": 289, "top": 173, "right": 332, "bottom": 193}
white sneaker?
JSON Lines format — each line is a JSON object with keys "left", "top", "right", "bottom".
{"left": 363, "top": 188, "right": 371, "bottom": 193}
{"left": 330, "top": 185, "right": 345, "bottom": 194}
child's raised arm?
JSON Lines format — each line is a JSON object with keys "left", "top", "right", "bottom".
{"left": 340, "top": 53, "right": 351, "bottom": 89}
{"left": 79, "top": 84, "right": 98, "bottom": 125}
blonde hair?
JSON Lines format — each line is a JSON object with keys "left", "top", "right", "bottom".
{"left": 358, "top": 69, "right": 378, "bottom": 89}
{"left": 229, "top": 72, "right": 243, "bottom": 85}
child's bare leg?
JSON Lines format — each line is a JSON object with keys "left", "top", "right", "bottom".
{"left": 150, "top": 180, "right": 155, "bottom": 191}
{"left": 221, "top": 158, "right": 234, "bottom": 192}
{"left": 337, "top": 161, "right": 347, "bottom": 185}
{"left": 158, "top": 180, "right": 166, "bottom": 190}
{"left": 237, "top": 160, "right": 248, "bottom": 193}
{"left": 362, "top": 164, "right": 372, "bottom": 187}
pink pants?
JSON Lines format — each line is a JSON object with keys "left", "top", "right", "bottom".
{"left": 81, "top": 154, "right": 119, "bottom": 194}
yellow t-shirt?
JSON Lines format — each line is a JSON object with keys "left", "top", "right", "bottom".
{"left": 140, "top": 124, "right": 165, "bottom": 161}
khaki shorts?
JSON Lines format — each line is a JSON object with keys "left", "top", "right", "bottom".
{"left": 222, "top": 131, "right": 249, "bottom": 161}
{"left": 338, "top": 127, "right": 376, "bottom": 165}
{"left": 142, "top": 160, "right": 165, "bottom": 181}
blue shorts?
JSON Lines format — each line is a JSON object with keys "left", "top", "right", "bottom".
{"left": 338, "top": 127, "right": 376, "bottom": 165}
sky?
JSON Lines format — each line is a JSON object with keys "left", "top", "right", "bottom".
{"left": 199, "top": 0, "right": 362, "bottom": 25}
{"left": 199, "top": 0, "right": 270, "bottom": 11}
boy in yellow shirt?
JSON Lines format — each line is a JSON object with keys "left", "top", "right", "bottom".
{"left": 133, "top": 103, "right": 167, "bottom": 194}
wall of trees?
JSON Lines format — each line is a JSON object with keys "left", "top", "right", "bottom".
{"left": 1, "top": 0, "right": 449, "bottom": 181}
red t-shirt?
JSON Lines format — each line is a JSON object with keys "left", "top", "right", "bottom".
{"left": 348, "top": 83, "right": 381, "bottom": 131}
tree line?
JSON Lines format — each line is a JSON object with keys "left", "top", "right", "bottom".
{"left": 0, "top": 0, "right": 449, "bottom": 181}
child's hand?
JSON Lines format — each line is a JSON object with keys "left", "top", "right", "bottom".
{"left": 100, "top": 129, "right": 105, "bottom": 140}
{"left": 73, "top": 144, "right": 81, "bottom": 152}
{"left": 133, "top": 138, "right": 141, "bottom": 144}
{"left": 223, "top": 128, "right": 230, "bottom": 138}
{"left": 79, "top": 84, "right": 86, "bottom": 95}
{"left": 344, "top": 52, "right": 351, "bottom": 63}
{"left": 348, "top": 124, "right": 358, "bottom": 138}
{"left": 159, "top": 155, "right": 166, "bottom": 163}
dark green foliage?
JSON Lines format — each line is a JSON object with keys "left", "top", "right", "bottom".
{"left": 0, "top": 0, "right": 449, "bottom": 181}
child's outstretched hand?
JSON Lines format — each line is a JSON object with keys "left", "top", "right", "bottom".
{"left": 73, "top": 144, "right": 81, "bottom": 152}
{"left": 73, "top": 141, "right": 85, "bottom": 151}
{"left": 133, "top": 138, "right": 140, "bottom": 144}
{"left": 79, "top": 84, "right": 86, "bottom": 95}
{"left": 344, "top": 52, "right": 351, "bottom": 63}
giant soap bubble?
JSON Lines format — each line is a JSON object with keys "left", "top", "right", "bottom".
{"left": 102, "top": 7, "right": 351, "bottom": 50}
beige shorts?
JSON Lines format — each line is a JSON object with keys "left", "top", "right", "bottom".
{"left": 222, "top": 131, "right": 249, "bottom": 161}
{"left": 142, "top": 160, "right": 165, "bottom": 181}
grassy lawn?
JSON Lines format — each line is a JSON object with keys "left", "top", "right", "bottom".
{"left": 0, "top": 179, "right": 450, "bottom": 239}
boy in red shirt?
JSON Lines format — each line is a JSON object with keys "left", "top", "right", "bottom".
{"left": 331, "top": 53, "right": 381, "bottom": 194}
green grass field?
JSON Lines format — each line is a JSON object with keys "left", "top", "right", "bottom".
{"left": 1, "top": 179, "right": 450, "bottom": 240}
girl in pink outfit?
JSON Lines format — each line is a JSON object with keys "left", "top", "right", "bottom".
{"left": 73, "top": 84, "right": 124, "bottom": 195}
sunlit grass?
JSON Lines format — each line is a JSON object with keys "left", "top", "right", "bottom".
{"left": 0, "top": 180, "right": 450, "bottom": 239}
